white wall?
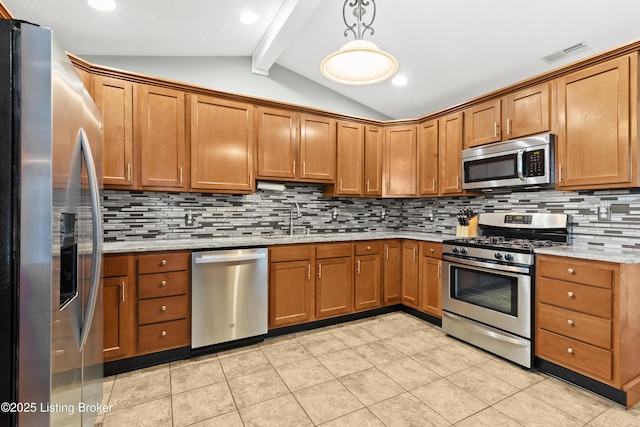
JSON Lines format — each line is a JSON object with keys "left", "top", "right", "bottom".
{"left": 82, "top": 55, "right": 391, "bottom": 121}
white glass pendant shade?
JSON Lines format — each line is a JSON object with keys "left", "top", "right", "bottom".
{"left": 321, "top": 39, "right": 398, "bottom": 85}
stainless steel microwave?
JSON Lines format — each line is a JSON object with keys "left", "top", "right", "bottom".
{"left": 462, "top": 133, "right": 554, "bottom": 190}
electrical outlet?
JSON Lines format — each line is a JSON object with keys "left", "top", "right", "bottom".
{"left": 185, "top": 210, "right": 196, "bottom": 226}
{"left": 598, "top": 202, "right": 611, "bottom": 221}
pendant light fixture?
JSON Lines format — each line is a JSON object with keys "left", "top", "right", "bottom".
{"left": 321, "top": 0, "right": 398, "bottom": 85}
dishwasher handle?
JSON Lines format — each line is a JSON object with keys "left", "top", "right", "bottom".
{"left": 195, "top": 252, "right": 266, "bottom": 264}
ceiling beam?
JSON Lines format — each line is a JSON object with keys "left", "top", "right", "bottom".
{"left": 251, "top": 0, "right": 322, "bottom": 76}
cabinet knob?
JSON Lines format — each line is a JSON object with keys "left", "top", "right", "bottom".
{"left": 367, "top": 246, "right": 371, "bottom": 251}
{"left": 161, "top": 305, "right": 167, "bottom": 312}
{"left": 567, "top": 319, "right": 574, "bottom": 326}
{"left": 567, "top": 347, "right": 573, "bottom": 354}
{"left": 161, "top": 330, "right": 167, "bottom": 337}
{"left": 161, "top": 259, "right": 167, "bottom": 266}
{"left": 160, "top": 280, "right": 167, "bottom": 287}
{"left": 567, "top": 291, "right": 574, "bottom": 298}
{"left": 567, "top": 268, "right": 574, "bottom": 274}
{"left": 430, "top": 248, "right": 435, "bottom": 253}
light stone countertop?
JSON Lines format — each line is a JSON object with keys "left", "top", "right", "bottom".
{"left": 103, "top": 231, "right": 452, "bottom": 254}
{"left": 103, "top": 231, "right": 640, "bottom": 264}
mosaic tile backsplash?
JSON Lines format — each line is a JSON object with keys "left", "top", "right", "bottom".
{"left": 103, "top": 185, "right": 640, "bottom": 250}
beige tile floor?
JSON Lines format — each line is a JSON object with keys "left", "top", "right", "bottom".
{"left": 95, "top": 312, "right": 640, "bottom": 426}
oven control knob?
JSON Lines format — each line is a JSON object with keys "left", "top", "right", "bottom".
{"left": 494, "top": 253, "right": 503, "bottom": 260}
{"left": 504, "top": 254, "right": 514, "bottom": 261}
{"left": 459, "top": 248, "right": 468, "bottom": 255}
{"left": 452, "top": 247, "right": 459, "bottom": 254}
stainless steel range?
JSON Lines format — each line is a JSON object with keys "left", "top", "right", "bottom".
{"left": 441, "top": 212, "right": 569, "bottom": 368}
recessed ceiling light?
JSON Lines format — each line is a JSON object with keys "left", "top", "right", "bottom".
{"left": 88, "top": 0, "right": 116, "bottom": 11}
{"left": 239, "top": 11, "right": 259, "bottom": 25}
{"left": 392, "top": 75, "right": 407, "bottom": 86}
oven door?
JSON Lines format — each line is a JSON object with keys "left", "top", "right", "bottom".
{"left": 442, "top": 256, "right": 531, "bottom": 338}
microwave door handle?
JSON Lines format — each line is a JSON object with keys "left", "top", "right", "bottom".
{"left": 517, "top": 150, "right": 525, "bottom": 181}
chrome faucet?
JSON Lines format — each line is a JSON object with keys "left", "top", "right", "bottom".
{"left": 289, "top": 201, "right": 301, "bottom": 235}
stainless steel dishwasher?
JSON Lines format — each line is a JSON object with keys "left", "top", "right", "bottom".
{"left": 191, "top": 248, "right": 268, "bottom": 349}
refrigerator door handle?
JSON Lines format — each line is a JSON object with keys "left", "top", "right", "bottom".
{"left": 78, "top": 128, "right": 103, "bottom": 351}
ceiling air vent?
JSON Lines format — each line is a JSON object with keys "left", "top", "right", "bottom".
{"left": 542, "top": 41, "right": 589, "bottom": 64}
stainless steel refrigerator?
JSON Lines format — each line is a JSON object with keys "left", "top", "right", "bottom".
{"left": 0, "top": 20, "right": 104, "bottom": 426}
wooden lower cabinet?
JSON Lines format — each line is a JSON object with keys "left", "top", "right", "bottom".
{"left": 401, "top": 241, "right": 420, "bottom": 308}
{"left": 316, "top": 243, "right": 353, "bottom": 319}
{"left": 354, "top": 242, "right": 382, "bottom": 311}
{"left": 420, "top": 242, "right": 442, "bottom": 318}
{"left": 536, "top": 254, "right": 640, "bottom": 408}
{"left": 103, "top": 255, "right": 134, "bottom": 361}
{"left": 383, "top": 240, "right": 402, "bottom": 303}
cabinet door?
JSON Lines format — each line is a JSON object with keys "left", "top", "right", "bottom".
{"left": 402, "top": 241, "right": 420, "bottom": 308}
{"left": 269, "top": 260, "right": 313, "bottom": 328}
{"left": 93, "top": 76, "right": 134, "bottom": 188}
{"left": 103, "top": 276, "right": 130, "bottom": 360}
{"left": 383, "top": 240, "right": 402, "bottom": 303}
{"left": 300, "top": 114, "right": 335, "bottom": 182}
{"left": 257, "top": 106, "right": 298, "bottom": 179}
{"left": 335, "top": 120, "right": 363, "bottom": 194}
{"left": 316, "top": 257, "right": 353, "bottom": 319}
{"left": 465, "top": 99, "right": 502, "bottom": 147}
{"left": 190, "top": 96, "right": 254, "bottom": 193}
{"left": 418, "top": 119, "right": 439, "bottom": 195}
{"left": 504, "top": 83, "right": 551, "bottom": 139}
{"left": 364, "top": 125, "right": 383, "bottom": 196}
{"left": 420, "top": 256, "right": 442, "bottom": 318}
{"left": 557, "top": 55, "right": 633, "bottom": 189}
{"left": 384, "top": 125, "right": 418, "bottom": 196}
{"left": 355, "top": 254, "right": 382, "bottom": 311}
{"left": 439, "top": 112, "right": 465, "bottom": 195}
{"left": 136, "top": 84, "right": 187, "bottom": 190}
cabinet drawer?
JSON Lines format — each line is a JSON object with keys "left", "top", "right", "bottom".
{"left": 316, "top": 243, "right": 352, "bottom": 259}
{"left": 538, "top": 303, "right": 611, "bottom": 349}
{"left": 138, "top": 295, "right": 189, "bottom": 325}
{"left": 269, "top": 245, "right": 315, "bottom": 263}
{"left": 355, "top": 241, "right": 381, "bottom": 255}
{"left": 537, "top": 257, "right": 614, "bottom": 289}
{"left": 537, "top": 277, "right": 612, "bottom": 318}
{"left": 104, "top": 255, "right": 129, "bottom": 277}
{"left": 421, "top": 242, "right": 442, "bottom": 259}
{"left": 137, "top": 251, "right": 190, "bottom": 274}
{"left": 537, "top": 329, "right": 612, "bottom": 382}
{"left": 138, "top": 319, "right": 189, "bottom": 354}
{"left": 138, "top": 271, "right": 189, "bottom": 299}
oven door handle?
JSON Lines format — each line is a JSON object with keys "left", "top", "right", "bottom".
{"left": 442, "top": 255, "right": 530, "bottom": 275}
{"left": 443, "top": 312, "right": 530, "bottom": 347}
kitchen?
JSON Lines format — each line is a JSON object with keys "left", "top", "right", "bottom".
{"left": 2, "top": 0, "right": 640, "bottom": 426}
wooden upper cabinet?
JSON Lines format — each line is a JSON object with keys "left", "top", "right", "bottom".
{"left": 364, "top": 125, "right": 383, "bottom": 196}
{"left": 384, "top": 125, "right": 417, "bottom": 197}
{"left": 257, "top": 106, "right": 298, "bottom": 180}
{"left": 135, "top": 84, "right": 187, "bottom": 191}
{"left": 556, "top": 54, "right": 637, "bottom": 189}
{"left": 504, "top": 83, "right": 551, "bottom": 139}
{"left": 335, "top": 120, "right": 364, "bottom": 195}
{"left": 439, "top": 112, "right": 465, "bottom": 195}
{"left": 299, "top": 114, "right": 335, "bottom": 182}
{"left": 190, "top": 95, "right": 255, "bottom": 193}
{"left": 418, "top": 119, "right": 439, "bottom": 196}
{"left": 465, "top": 99, "right": 502, "bottom": 148}
{"left": 94, "top": 75, "right": 134, "bottom": 189}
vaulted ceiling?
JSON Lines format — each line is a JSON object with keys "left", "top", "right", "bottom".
{"left": 5, "top": 0, "right": 640, "bottom": 119}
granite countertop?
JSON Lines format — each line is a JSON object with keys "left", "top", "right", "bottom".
{"left": 535, "top": 245, "right": 640, "bottom": 264}
{"left": 103, "top": 231, "right": 452, "bottom": 254}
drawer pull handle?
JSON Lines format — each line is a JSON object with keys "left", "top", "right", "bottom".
{"left": 161, "top": 305, "right": 167, "bottom": 312}
{"left": 161, "top": 259, "right": 167, "bottom": 266}
{"left": 160, "top": 280, "right": 167, "bottom": 287}
{"left": 567, "top": 347, "right": 573, "bottom": 354}
{"left": 567, "top": 291, "right": 574, "bottom": 298}
{"left": 161, "top": 330, "right": 167, "bottom": 337}
{"left": 567, "top": 319, "right": 574, "bottom": 326}
{"left": 567, "top": 268, "right": 574, "bottom": 274}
